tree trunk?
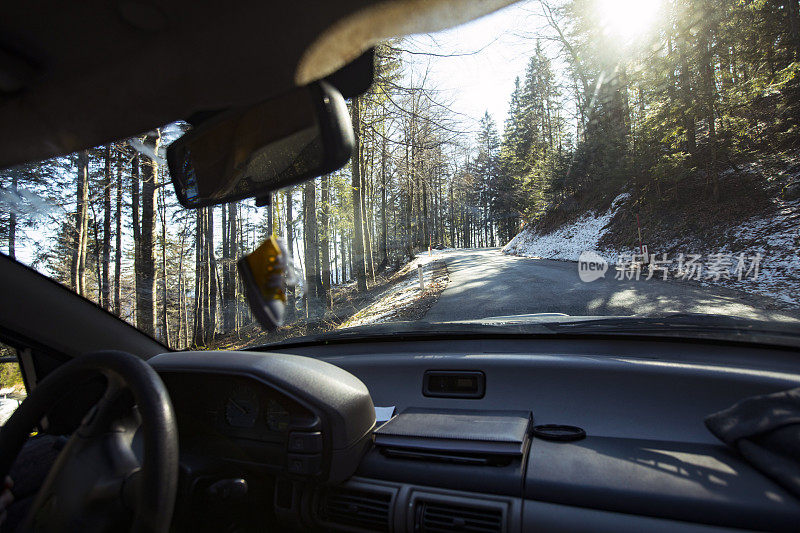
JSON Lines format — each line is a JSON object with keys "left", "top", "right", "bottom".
{"left": 267, "top": 193, "right": 274, "bottom": 236}
{"left": 205, "top": 207, "right": 217, "bottom": 344}
{"left": 158, "top": 173, "right": 170, "bottom": 346}
{"left": 223, "top": 202, "right": 238, "bottom": 333}
{"left": 790, "top": 0, "right": 800, "bottom": 60}
{"left": 229, "top": 202, "right": 237, "bottom": 331}
{"left": 114, "top": 147, "right": 123, "bottom": 316}
{"left": 91, "top": 203, "right": 102, "bottom": 303}
{"left": 284, "top": 190, "right": 296, "bottom": 321}
{"left": 137, "top": 132, "right": 160, "bottom": 336}
{"left": 361, "top": 166, "right": 375, "bottom": 280}
{"left": 699, "top": 32, "right": 719, "bottom": 197}
{"left": 8, "top": 175, "right": 16, "bottom": 259}
{"left": 192, "top": 208, "right": 206, "bottom": 347}
{"left": 380, "top": 137, "right": 388, "bottom": 267}
{"left": 350, "top": 97, "right": 368, "bottom": 292}
{"left": 102, "top": 145, "right": 112, "bottom": 310}
{"left": 448, "top": 181, "right": 455, "bottom": 247}
{"left": 131, "top": 153, "right": 141, "bottom": 324}
{"left": 177, "top": 222, "right": 188, "bottom": 347}
{"left": 332, "top": 226, "right": 340, "bottom": 285}
{"left": 320, "top": 174, "right": 331, "bottom": 309}
{"left": 221, "top": 203, "right": 228, "bottom": 333}
{"left": 303, "top": 181, "right": 321, "bottom": 317}
{"left": 340, "top": 224, "right": 348, "bottom": 283}
{"left": 422, "top": 179, "right": 429, "bottom": 249}
{"left": 71, "top": 151, "right": 90, "bottom": 296}
{"left": 679, "top": 44, "right": 696, "bottom": 157}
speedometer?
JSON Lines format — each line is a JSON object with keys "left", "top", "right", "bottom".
{"left": 225, "top": 386, "right": 259, "bottom": 428}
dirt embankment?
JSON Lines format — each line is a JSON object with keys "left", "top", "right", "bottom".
{"left": 506, "top": 155, "right": 800, "bottom": 310}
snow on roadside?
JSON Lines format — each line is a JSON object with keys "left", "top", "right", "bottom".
{"left": 0, "top": 396, "right": 23, "bottom": 426}
{"left": 340, "top": 254, "right": 449, "bottom": 328}
{"left": 398, "top": 250, "right": 441, "bottom": 273}
{"left": 716, "top": 199, "right": 800, "bottom": 306}
{"left": 341, "top": 275, "right": 427, "bottom": 327}
{"left": 502, "top": 193, "right": 630, "bottom": 260}
{"left": 621, "top": 198, "right": 800, "bottom": 306}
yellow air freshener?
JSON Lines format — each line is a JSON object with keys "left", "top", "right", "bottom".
{"left": 238, "top": 235, "right": 289, "bottom": 330}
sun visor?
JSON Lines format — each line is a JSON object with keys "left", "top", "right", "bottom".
{"left": 296, "top": 0, "right": 519, "bottom": 85}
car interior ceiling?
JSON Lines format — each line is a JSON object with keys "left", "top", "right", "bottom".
{"left": 0, "top": 0, "right": 515, "bottom": 169}
{"left": 2, "top": 1, "right": 800, "bottom": 532}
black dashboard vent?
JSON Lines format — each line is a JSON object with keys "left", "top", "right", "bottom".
{"left": 319, "top": 486, "right": 392, "bottom": 532}
{"left": 415, "top": 501, "right": 504, "bottom": 532}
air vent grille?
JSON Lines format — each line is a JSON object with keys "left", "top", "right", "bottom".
{"left": 319, "top": 487, "right": 392, "bottom": 532}
{"left": 415, "top": 501, "right": 503, "bottom": 533}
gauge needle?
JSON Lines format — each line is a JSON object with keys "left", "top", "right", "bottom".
{"left": 230, "top": 400, "right": 247, "bottom": 414}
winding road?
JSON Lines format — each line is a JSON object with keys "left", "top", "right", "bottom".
{"left": 424, "top": 248, "right": 800, "bottom": 323}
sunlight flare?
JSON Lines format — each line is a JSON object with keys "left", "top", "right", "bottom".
{"left": 595, "top": 0, "right": 662, "bottom": 41}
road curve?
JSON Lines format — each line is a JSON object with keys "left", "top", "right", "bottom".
{"left": 424, "top": 248, "right": 800, "bottom": 323}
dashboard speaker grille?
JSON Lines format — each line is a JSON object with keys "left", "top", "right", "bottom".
{"left": 415, "top": 501, "right": 504, "bottom": 533}
{"left": 319, "top": 486, "right": 392, "bottom": 532}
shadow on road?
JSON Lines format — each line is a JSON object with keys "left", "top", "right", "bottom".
{"left": 425, "top": 249, "right": 800, "bottom": 323}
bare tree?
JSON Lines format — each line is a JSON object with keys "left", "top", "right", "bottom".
{"left": 71, "top": 150, "right": 90, "bottom": 296}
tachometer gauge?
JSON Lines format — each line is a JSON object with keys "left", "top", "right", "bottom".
{"left": 265, "top": 399, "right": 290, "bottom": 432}
{"left": 225, "top": 387, "right": 259, "bottom": 428}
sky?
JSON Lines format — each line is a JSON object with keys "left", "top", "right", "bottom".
{"left": 401, "top": 1, "right": 543, "bottom": 137}
{"left": 400, "top": 0, "right": 667, "bottom": 138}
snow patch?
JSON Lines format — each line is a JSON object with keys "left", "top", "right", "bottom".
{"left": 0, "top": 394, "right": 24, "bottom": 426}
{"left": 618, "top": 199, "right": 800, "bottom": 306}
{"left": 502, "top": 193, "right": 630, "bottom": 261}
{"left": 342, "top": 275, "right": 426, "bottom": 327}
{"left": 715, "top": 198, "right": 800, "bottom": 305}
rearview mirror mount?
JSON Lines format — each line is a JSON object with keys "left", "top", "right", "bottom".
{"left": 167, "top": 81, "right": 353, "bottom": 208}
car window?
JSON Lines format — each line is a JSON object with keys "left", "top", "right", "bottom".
{"left": 0, "top": 342, "right": 26, "bottom": 426}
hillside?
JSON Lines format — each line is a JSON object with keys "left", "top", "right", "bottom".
{"left": 503, "top": 160, "right": 800, "bottom": 308}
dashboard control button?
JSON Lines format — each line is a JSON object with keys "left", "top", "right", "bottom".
{"left": 287, "top": 453, "right": 322, "bottom": 475}
{"left": 288, "top": 431, "right": 323, "bottom": 453}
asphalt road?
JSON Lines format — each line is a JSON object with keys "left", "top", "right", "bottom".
{"left": 424, "top": 248, "right": 800, "bottom": 323}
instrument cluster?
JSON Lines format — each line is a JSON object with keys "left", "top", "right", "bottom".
{"left": 160, "top": 372, "right": 316, "bottom": 448}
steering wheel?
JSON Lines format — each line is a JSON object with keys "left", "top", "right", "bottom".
{"left": 0, "top": 351, "right": 178, "bottom": 532}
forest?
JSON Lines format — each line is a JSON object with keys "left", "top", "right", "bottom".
{"left": 1, "top": 0, "right": 799, "bottom": 349}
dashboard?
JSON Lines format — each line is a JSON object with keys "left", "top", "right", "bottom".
{"left": 151, "top": 337, "right": 800, "bottom": 532}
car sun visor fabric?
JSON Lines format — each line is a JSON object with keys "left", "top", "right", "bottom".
{"left": 373, "top": 407, "right": 532, "bottom": 456}
{"left": 706, "top": 386, "right": 800, "bottom": 499}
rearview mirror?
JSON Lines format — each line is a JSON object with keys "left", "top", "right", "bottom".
{"left": 167, "top": 81, "right": 353, "bottom": 208}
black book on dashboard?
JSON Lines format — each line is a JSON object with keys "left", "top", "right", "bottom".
{"left": 373, "top": 407, "right": 532, "bottom": 456}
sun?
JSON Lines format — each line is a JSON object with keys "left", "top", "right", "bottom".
{"left": 594, "top": 0, "right": 663, "bottom": 41}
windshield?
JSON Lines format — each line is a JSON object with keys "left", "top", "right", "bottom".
{"left": 2, "top": 0, "right": 799, "bottom": 350}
